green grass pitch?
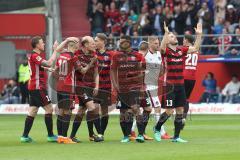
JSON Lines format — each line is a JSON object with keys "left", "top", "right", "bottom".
{"left": 0, "top": 115, "right": 240, "bottom": 160}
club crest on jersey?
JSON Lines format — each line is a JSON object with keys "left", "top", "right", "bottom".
{"left": 104, "top": 56, "right": 109, "bottom": 61}
{"left": 178, "top": 51, "right": 183, "bottom": 56}
{"left": 36, "top": 56, "right": 42, "bottom": 61}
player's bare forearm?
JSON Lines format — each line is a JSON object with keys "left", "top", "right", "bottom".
{"left": 189, "top": 23, "right": 203, "bottom": 53}
{"left": 160, "top": 34, "right": 168, "bottom": 54}
{"left": 110, "top": 69, "right": 119, "bottom": 91}
{"left": 56, "top": 37, "right": 79, "bottom": 53}
{"left": 193, "top": 33, "right": 202, "bottom": 52}
{"left": 41, "top": 50, "right": 57, "bottom": 67}
{"left": 160, "top": 22, "right": 169, "bottom": 54}
{"left": 94, "top": 68, "right": 99, "bottom": 89}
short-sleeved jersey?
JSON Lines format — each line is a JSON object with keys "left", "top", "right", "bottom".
{"left": 75, "top": 50, "right": 97, "bottom": 88}
{"left": 55, "top": 52, "right": 81, "bottom": 93}
{"left": 111, "top": 50, "right": 145, "bottom": 93}
{"left": 162, "top": 46, "right": 189, "bottom": 85}
{"left": 96, "top": 50, "right": 113, "bottom": 91}
{"left": 183, "top": 51, "right": 199, "bottom": 80}
{"left": 28, "top": 51, "right": 46, "bottom": 90}
{"left": 144, "top": 50, "right": 162, "bottom": 90}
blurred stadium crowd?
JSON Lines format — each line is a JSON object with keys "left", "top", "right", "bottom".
{"left": 87, "top": 0, "right": 240, "bottom": 56}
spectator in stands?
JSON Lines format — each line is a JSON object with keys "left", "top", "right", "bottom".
{"left": 104, "top": 2, "right": 121, "bottom": 35}
{"left": 213, "top": 17, "right": 224, "bottom": 34}
{"left": 197, "top": 2, "right": 213, "bottom": 34}
{"left": 119, "top": 7, "right": 129, "bottom": 33}
{"left": 214, "top": 0, "right": 226, "bottom": 25}
{"left": 17, "top": 57, "right": 30, "bottom": 104}
{"left": 106, "top": 33, "right": 116, "bottom": 50}
{"left": 87, "top": 0, "right": 98, "bottom": 19}
{"left": 0, "top": 79, "right": 20, "bottom": 104}
{"left": 225, "top": 27, "right": 240, "bottom": 57}
{"left": 200, "top": 72, "right": 218, "bottom": 103}
{"left": 138, "top": 6, "right": 148, "bottom": 28}
{"left": 89, "top": 2, "right": 105, "bottom": 36}
{"left": 171, "top": 4, "right": 186, "bottom": 35}
{"left": 152, "top": 5, "right": 163, "bottom": 36}
{"left": 218, "top": 27, "right": 232, "bottom": 55}
{"left": 184, "top": 1, "right": 198, "bottom": 32}
{"left": 120, "top": 0, "right": 130, "bottom": 13}
{"left": 220, "top": 74, "right": 240, "bottom": 103}
{"left": 129, "top": 9, "right": 138, "bottom": 23}
{"left": 122, "top": 18, "right": 133, "bottom": 36}
{"left": 131, "top": 31, "right": 142, "bottom": 49}
{"left": 225, "top": 4, "right": 238, "bottom": 24}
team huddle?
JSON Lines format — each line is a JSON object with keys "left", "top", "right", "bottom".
{"left": 20, "top": 22, "right": 202, "bottom": 144}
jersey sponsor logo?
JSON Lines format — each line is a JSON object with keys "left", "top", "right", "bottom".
{"left": 130, "top": 56, "right": 136, "bottom": 61}
{"left": 170, "top": 58, "right": 183, "bottom": 62}
{"left": 119, "top": 64, "right": 135, "bottom": 68}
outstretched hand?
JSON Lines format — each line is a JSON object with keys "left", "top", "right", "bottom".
{"left": 164, "top": 21, "right": 169, "bottom": 34}
{"left": 195, "top": 23, "right": 202, "bottom": 35}
{"left": 52, "top": 40, "right": 58, "bottom": 51}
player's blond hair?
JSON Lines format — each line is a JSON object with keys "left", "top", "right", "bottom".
{"left": 67, "top": 41, "right": 78, "bottom": 49}
{"left": 148, "top": 36, "right": 159, "bottom": 43}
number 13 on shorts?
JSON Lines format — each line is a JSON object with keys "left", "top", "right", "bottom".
{"left": 166, "top": 100, "right": 173, "bottom": 107}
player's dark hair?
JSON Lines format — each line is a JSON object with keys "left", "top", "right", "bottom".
{"left": 184, "top": 34, "right": 194, "bottom": 45}
{"left": 139, "top": 41, "right": 148, "bottom": 51}
{"left": 208, "top": 72, "right": 214, "bottom": 78}
{"left": 96, "top": 33, "right": 107, "bottom": 44}
{"left": 120, "top": 35, "right": 131, "bottom": 42}
{"left": 232, "top": 74, "right": 238, "bottom": 78}
{"left": 31, "top": 36, "right": 42, "bottom": 48}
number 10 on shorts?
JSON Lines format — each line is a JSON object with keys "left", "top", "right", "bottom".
{"left": 166, "top": 100, "right": 173, "bottom": 107}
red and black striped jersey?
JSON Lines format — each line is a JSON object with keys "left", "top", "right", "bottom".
{"left": 75, "top": 50, "right": 97, "bottom": 88}
{"left": 96, "top": 50, "right": 113, "bottom": 91}
{"left": 111, "top": 50, "right": 145, "bottom": 92}
{"left": 162, "top": 46, "right": 189, "bottom": 85}
{"left": 28, "top": 51, "right": 47, "bottom": 90}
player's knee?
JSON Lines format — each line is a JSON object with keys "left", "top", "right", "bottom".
{"left": 63, "top": 109, "right": 72, "bottom": 115}
{"left": 86, "top": 101, "right": 95, "bottom": 111}
{"left": 101, "top": 107, "right": 108, "bottom": 116}
{"left": 154, "top": 107, "right": 161, "bottom": 113}
{"left": 176, "top": 107, "right": 184, "bottom": 114}
{"left": 44, "top": 104, "right": 53, "bottom": 114}
{"left": 144, "top": 107, "right": 152, "bottom": 112}
{"left": 28, "top": 107, "right": 38, "bottom": 117}
{"left": 57, "top": 108, "right": 64, "bottom": 116}
{"left": 131, "top": 106, "right": 140, "bottom": 115}
{"left": 165, "top": 109, "right": 174, "bottom": 115}
{"left": 77, "top": 107, "right": 86, "bottom": 116}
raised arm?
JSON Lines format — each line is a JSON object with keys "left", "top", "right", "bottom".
{"left": 41, "top": 40, "right": 58, "bottom": 67}
{"left": 188, "top": 23, "right": 203, "bottom": 53}
{"left": 55, "top": 37, "right": 79, "bottom": 53}
{"left": 160, "top": 22, "right": 170, "bottom": 54}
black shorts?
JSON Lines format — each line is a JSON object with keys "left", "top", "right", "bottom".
{"left": 29, "top": 90, "right": 51, "bottom": 107}
{"left": 57, "top": 92, "right": 74, "bottom": 109}
{"left": 76, "top": 87, "right": 94, "bottom": 106}
{"left": 139, "top": 91, "right": 152, "bottom": 108}
{"left": 162, "top": 85, "right": 186, "bottom": 109}
{"left": 94, "top": 89, "right": 112, "bottom": 106}
{"left": 184, "top": 79, "right": 196, "bottom": 99}
{"left": 117, "top": 90, "right": 141, "bottom": 109}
